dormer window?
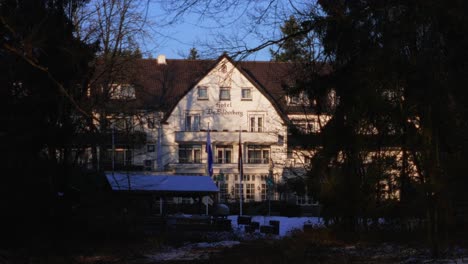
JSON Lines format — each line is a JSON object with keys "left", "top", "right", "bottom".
{"left": 289, "top": 95, "right": 301, "bottom": 105}
{"left": 198, "top": 86, "right": 208, "bottom": 100}
{"left": 287, "top": 91, "right": 308, "bottom": 105}
{"left": 110, "top": 84, "right": 136, "bottom": 100}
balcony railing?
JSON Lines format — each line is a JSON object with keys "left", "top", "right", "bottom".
{"left": 175, "top": 130, "right": 278, "bottom": 144}
{"left": 73, "top": 130, "right": 147, "bottom": 147}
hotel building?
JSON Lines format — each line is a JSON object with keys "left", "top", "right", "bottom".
{"left": 91, "top": 54, "right": 332, "bottom": 204}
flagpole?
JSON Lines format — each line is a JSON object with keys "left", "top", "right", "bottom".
{"left": 206, "top": 122, "right": 213, "bottom": 178}
{"left": 239, "top": 127, "right": 243, "bottom": 216}
{"left": 157, "top": 121, "right": 162, "bottom": 172}
{"left": 205, "top": 122, "right": 214, "bottom": 215}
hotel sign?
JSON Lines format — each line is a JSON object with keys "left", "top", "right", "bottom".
{"left": 206, "top": 102, "right": 243, "bottom": 117}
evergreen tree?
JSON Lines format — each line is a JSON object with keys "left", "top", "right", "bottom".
{"left": 188, "top": 47, "right": 200, "bottom": 60}
{"left": 286, "top": 0, "right": 468, "bottom": 255}
{"left": 0, "top": 0, "right": 95, "bottom": 236}
{"left": 271, "top": 16, "right": 307, "bottom": 62}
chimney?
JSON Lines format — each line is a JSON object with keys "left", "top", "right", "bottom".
{"left": 157, "top": 54, "right": 167, "bottom": 65}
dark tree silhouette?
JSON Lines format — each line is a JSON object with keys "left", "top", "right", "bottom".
{"left": 0, "top": 0, "right": 96, "bottom": 237}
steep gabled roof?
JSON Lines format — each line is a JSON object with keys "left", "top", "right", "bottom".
{"left": 103, "top": 55, "right": 330, "bottom": 118}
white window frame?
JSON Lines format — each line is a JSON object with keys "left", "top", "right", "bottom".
{"left": 245, "top": 183, "right": 255, "bottom": 201}
{"left": 241, "top": 88, "right": 252, "bottom": 100}
{"left": 106, "top": 148, "right": 132, "bottom": 166}
{"left": 185, "top": 112, "right": 201, "bottom": 131}
{"left": 216, "top": 145, "right": 233, "bottom": 164}
{"left": 247, "top": 145, "right": 270, "bottom": 164}
{"left": 235, "top": 183, "right": 244, "bottom": 200}
{"left": 219, "top": 87, "right": 231, "bottom": 101}
{"left": 178, "top": 144, "right": 202, "bottom": 163}
{"left": 198, "top": 86, "right": 208, "bottom": 100}
{"left": 261, "top": 183, "right": 267, "bottom": 201}
{"left": 249, "top": 114, "right": 264, "bottom": 132}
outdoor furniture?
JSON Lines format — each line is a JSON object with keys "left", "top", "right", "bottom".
{"left": 260, "top": 225, "right": 275, "bottom": 234}
{"left": 237, "top": 215, "right": 252, "bottom": 225}
{"left": 269, "top": 220, "right": 280, "bottom": 235}
{"left": 250, "top": 221, "right": 260, "bottom": 230}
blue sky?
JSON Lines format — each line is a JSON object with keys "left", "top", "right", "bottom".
{"left": 143, "top": 1, "right": 295, "bottom": 61}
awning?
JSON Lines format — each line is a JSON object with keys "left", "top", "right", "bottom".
{"left": 105, "top": 172, "right": 219, "bottom": 195}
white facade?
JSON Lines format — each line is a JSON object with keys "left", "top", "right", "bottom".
{"left": 154, "top": 58, "right": 288, "bottom": 202}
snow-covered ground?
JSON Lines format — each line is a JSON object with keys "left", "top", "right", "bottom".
{"left": 143, "top": 216, "right": 468, "bottom": 263}
{"left": 227, "top": 215, "right": 323, "bottom": 236}
{"left": 143, "top": 216, "right": 322, "bottom": 262}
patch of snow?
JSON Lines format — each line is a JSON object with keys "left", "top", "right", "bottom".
{"left": 194, "top": 241, "right": 240, "bottom": 248}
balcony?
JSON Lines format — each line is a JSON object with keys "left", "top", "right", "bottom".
{"left": 175, "top": 130, "right": 278, "bottom": 144}
{"left": 72, "top": 130, "right": 147, "bottom": 147}
{"left": 168, "top": 163, "right": 207, "bottom": 175}
{"left": 168, "top": 162, "right": 270, "bottom": 175}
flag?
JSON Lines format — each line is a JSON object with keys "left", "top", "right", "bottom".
{"left": 206, "top": 128, "right": 213, "bottom": 177}
{"left": 238, "top": 130, "right": 243, "bottom": 215}
{"left": 238, "top": 130, "right": 243, "bottom": 177}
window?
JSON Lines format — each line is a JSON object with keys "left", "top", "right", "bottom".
{"left": 289, "top": 94, "right": 301, "bottom": 105}
{"left": 125, "top": 150, "right": 132, "bottom": 165}
{"left": 216, "top": 145, "right": 232, "bottom": 163}
{"left": 198, "top": 86, "right": 208, "bottom": 100}
{"left": 147, "top": 144, "right": 155, "bottom": 152}
{"left": 185, "top": 113, "right": 200, "bottom": 131}
{"left": 296, "top": 120, "right": 315, "bottom": 133}
{"left": 249, "top": 114, "right": 264, "bottom": 132}
{"left": 144, "top": 160, "right": 152, "bottom": 171}
{"left": 219, "top": 87, "right": 230, "bottom": 100}
{"left": 105, "top": 148, "right": 132, "bottom": 167}
{"left": 278, "top": 135, "right": 284, "bottom": 145}
{"left": 219, "top": 183, "right": 228, "bottom": 201}
{"left": 247, "top": 145, "right": 270, "bottom": 164}
{"left": 110, "top": 84, "right": 136, "bottom": 100}
{"left": 174, "top": 197, "right": 194, "bottom": 204}
{"left": 113, "top": 117, "right": 132, "bottom": 131}
{"left": 241, "top": 88, "right": 252, "bottom": 100}
{"left": 179, "top": 144, "right": 202, "bottom": 163}
{"left": 246, "top": 183, "right": 255, "bottom": 201}
{"left": 147, "top": 116, "right": 155, "bottom": 129}
{"left": 235, "top": 183, "right": 244, "bottom": 199}
{"left": 297, "top": 195, "right": 315, "bottom": 205}
{"left": 261, "top": 184, "right": 267, "bottom": 201}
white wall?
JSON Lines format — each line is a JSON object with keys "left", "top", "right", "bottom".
{"left": 157, "top": 58, "right": 288, "bottom": 199}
